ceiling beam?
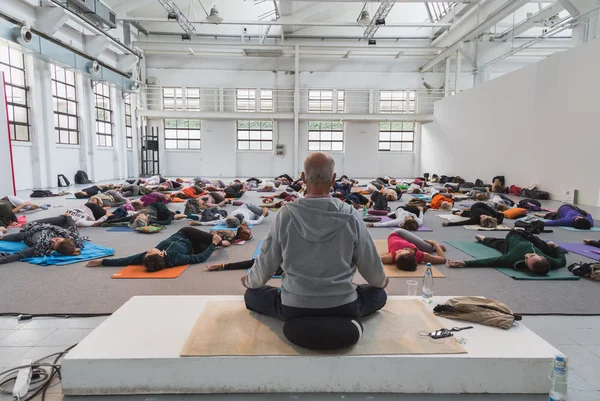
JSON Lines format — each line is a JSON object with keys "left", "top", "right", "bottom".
{"left": 557, "top": 0, "right": 580, "bottom": 16}
{"left": 34, "top": 6, "right": 69, "bottom": 36}
{"left": 113, "top": 0, "right": 156, "bottom": 17}
{"left": 496, "top": 3, "right": 564, "bottom": 41}
{"left": 420, "top": 0, "right": 529, "bottom": 71}
{"left": 121, "top": 17, "right": 451, "bottom": 27}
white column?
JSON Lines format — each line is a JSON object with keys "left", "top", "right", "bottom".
{"left": 444, "top": 57, "right": 451, "bottom": 97}
{"left": 454, "top": 51, "right": 462, "bottom": 93}
{"left": 81, "top": 79, "right": 97, "bottom": 181}
{"left": 130, "top": 93, "right": 140, "bottom": 178}
{"left": 293, "top": 44, "right": 300, "bottom": 176}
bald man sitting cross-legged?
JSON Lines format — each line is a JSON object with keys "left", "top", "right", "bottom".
{"left": 242, "top": 152, "right": 389, "bottom": 321}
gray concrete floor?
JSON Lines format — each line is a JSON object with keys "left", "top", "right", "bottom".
{"left": 1, "top": 178, "right": 600, "bottom": 400}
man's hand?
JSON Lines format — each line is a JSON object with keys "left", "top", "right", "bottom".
{"left": 447, "top": 260, "right": 465, "bottom": 268}
{"left": 442, "top": 222, "right": 449, "bottom": 227}
{"left": 241, "top": 275, "right": 249, "bottom": 288}
{"left": 547, "top": 241, "right": 558, "bottom": 248}
{"left": 212, "top": 234, "right": 222, "bottom": 245}
{"left": 86, "top": 260, "right": 102, "bottom": 267}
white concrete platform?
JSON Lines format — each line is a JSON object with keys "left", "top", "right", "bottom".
{"left": 61, "top": 295, "right": 560, "bottom": 395}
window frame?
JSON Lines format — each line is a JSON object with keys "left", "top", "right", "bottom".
{"left": 237, "top": 120, "right": 273, "bottom": 151}
{"left": 51, "top": 64, "right": 79, "bottom": 145}
{"left": 379, "top": 90, "right": 416, "bottom": 114}
{"left": 164, "top": 119, "right": 201, "bottom": 150}
{"left": 236, "top": 89, "right": 256, "bottom": 112}
{"left": 308, "top": 121, "right": 344, "bottom": 152}
{"left": 378, "top": 121, "right": 415, "bottom": 152}
{"left": 260, "top": 89, "right": 273, "bottom": 112}
{"left": 0, "top": 44, "right": 30, "bottom": 142}
{"left": 94, "top": 82, "right": 113, "bottom": 147}
{"left": 124, "top": 94, "right": 133, "bottom": 149}
{"left": 308, "top": 89, "right": 345, "bottom": 113}
{"left": 163, "top": 87, "right": 201, "bottom": 110}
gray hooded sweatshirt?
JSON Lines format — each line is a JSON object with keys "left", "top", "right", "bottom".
{"left": 245, "top": 197, "right": 387, "bottom": 309}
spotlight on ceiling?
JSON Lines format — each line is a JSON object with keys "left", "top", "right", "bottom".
{"left": 357, "top": 10, "right": 371, "bottom": 26}
{"left": 167, "top": 12, "right": 178, "bottom": 21}
{"left": 375, "top": 18, "right": 385, "bottom": 26}
{"left": 206, "top": 7, "right": 223, "bottom": 23}
{"left": 368, "top": 39, "right": 376, "bottom": 45}
{"left": 181, "top": 34, "right": 192, "bottom": 41}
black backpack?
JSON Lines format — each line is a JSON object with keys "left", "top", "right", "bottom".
{"left": 30, "top": 190, "right": 53, "bottom": 198}
{"left": 475, "top": 179, "right": 484, "bottom": 187}
{"left": 372, "top": 192, "right": 390, "bottom": 211}
{"left": 74, "top": 170, "right": 92, "bottom": 185}
{"left": 57, "top": 174, "right": 70, "bottom": 187}
{"left": 514, "top": 220, "right": 552, "bottom": 234}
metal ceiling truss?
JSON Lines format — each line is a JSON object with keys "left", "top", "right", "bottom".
{"left": 363, "top": 0, "right": 395, "bottom": 40}
{"left": 157, "top": 0, "right": 196, "bottom": 36}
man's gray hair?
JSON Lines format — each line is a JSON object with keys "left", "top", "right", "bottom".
{"left": 304, "top": 153, "right": 335, "bottom": 183}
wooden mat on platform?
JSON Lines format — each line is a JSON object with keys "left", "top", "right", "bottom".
{"left": 180, "top": 300, "right": 466, "bottom": 357}
{"left": 373, "top": 240, "right": 446, "bottom": 278}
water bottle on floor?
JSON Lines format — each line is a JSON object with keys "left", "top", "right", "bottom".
{"left": 422, "top": 263, "right": 434, "bottom": 304}
{"left": 549, "top": 355, "right": 568, "bottom": 401}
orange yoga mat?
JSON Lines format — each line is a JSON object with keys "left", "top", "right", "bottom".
{"left": 111, "top": 264, "right": 190, "bottom": 279}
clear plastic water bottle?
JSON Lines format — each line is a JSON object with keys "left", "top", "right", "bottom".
{"left": 549, "top": 355, "right": 568, "bottom": 401}
{"left": 363, "top": 205, "right": 367, "bottom": 217}
{"left": 422, "top": 263, "right": 434, "bottom": 303}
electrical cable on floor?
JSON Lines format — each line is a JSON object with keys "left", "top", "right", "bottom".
{"left": 0, "top": 344, "right": 77, "bottom": 401}
{"left": 0, "top": 313, "right": 112, "bottom": 321}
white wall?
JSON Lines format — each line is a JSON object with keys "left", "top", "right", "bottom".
{"left": 421, "top": 38, "right": 600, "bottom": 206}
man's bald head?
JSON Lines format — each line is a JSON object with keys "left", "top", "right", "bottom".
{"left": 304, "top": 152, "right": 335, "bottom": 183}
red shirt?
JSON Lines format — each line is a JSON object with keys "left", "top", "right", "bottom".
{"left": 387, "top": 233, "right": 425, "bottom": 263}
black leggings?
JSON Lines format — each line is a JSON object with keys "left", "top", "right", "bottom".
{"left": 276, "top": 174, "right": 293, "bottom": 182}
{"left": 2, "top": 215, "right": 76, "bottom": 244}
{"left": 587, "top": 240, "right": 600, "bottom": 249}
{"left": 482, "top": 237, "right": 507, "bottom": 254}
{"left": 177, "top": 227, "right": 215, "bottom": 254}
{"left": 223, "top": 259, "right": 256, "bottom": 270}
{"left": 397, "top": 206, "right": 424, "bottom": 215}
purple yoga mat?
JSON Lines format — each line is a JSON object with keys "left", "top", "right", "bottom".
{"left": 556, "top": 242, "right": 600, "bottom": 261}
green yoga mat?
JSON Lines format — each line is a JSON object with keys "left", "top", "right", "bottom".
{"left": 445, "top": 241, "right": 578, "bottom": 281}
{"left": 560, "top": 226, "right": 600, "bottom": 232}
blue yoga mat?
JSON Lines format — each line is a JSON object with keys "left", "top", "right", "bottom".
{"left": 0, "top": 241, "right": 29, "bottom": 254}
{"left": 560, "top": 226, "right": 600, "bottom": 232}
{"left": 107, "top": 226, "right": 135, "bottom": 232}
{"left": 22, "top": 242, "right": 115, "bottom": 266}
{"left": 210, "top": 224, "right": 255, "bottom": 231}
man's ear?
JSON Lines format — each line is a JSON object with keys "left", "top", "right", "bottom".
{"left": 301, "top": 172, "right": 306, "bottom": 182}
{"left": 331, "top": 173, "right": 337, "bottom": 186}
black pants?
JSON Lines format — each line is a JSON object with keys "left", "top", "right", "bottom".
{"left": 482, "top": 237, "right": 507, "bottom": 254}
{"left": 587, "top": 240, "right": 600, "bottom": 249}
{"left": 223, "top": 259, "right": 283, "bottom": 276}
{"left": 225, "top": 184, "right": 243, "bottom": 198}
{"left": 2, "top": 215, "right": 76, "bottom": 244}
{"left": 276, "top": 174, "right": 293, "bottom": 182}
{"left": 244, "top": 285, "right": 387, "bottom": 322}
{"left": 246, "top": 177, "right": 261, "bottom": 184}
{"left": 177, "top": 227, "right": 215, "bottom": 254}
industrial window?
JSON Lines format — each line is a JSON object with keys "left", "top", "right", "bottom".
{"left": 236, "top": 89, "right": 256, "bottom": 112}
{"left": 379, "top": 90, "right": 416, "bottom": 114}
{"left": 51, "top": 65, "right": 78, "bottom": 145}
{"left": 378, "top": 122, "right": 414, "bottom": 152}
{"left": 163, "top": 87, "right": 200, "bottom": 110}
{"left": 427, "top": 2, "right": 457, "bottom": 23}
{"left": 164, "top": 119, "right": 201, "bottom": 149}
{"left": 124, "top": 94, "right": 133, "bottom": 148}
{"left": 0, "top": 44, "right": 30, "bottom": 142}
{"left": 237, "top": 121, "right": 273, "bottom": 151}
{"left": 308, "top": 90, "right": 345, "bottom": 113}
{"left": 308, "top": 121, "right": 344, "bottom": 151}
{"left": 260, "top": 89, "right": 273, "bottom": 112}
{"left": 94, "top": 82, "right": 113, "bottom": 147}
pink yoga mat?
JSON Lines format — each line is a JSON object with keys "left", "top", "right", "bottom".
{"left": 556, "top": 242, "right": 600, "bottom": 261}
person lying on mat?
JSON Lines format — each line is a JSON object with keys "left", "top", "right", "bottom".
{"left": 223, "top": 182, "right": 247, "bottom": 199}
{"left": 261, "top": 192, "right": 301, "bottom": 208}
{"left": 131, "top": 192, "right": 172, "bottom": 209}
{"left": 89, "top": 190, "right": 129, "bottom": 208}
{"left": 197, "top": 192, "right": 230, "bottom": 208}
{"left": 190, "top": 203, "right": 269, "bottom": 227}
{"left": 174, "top": 185, "right": 206, "bottom": 199}
{"left": 101, "top": 202, "right": 194, "bottom": 228}
{"left": 543, "top": 204, "right": 593, "bottom": 230}
{"left": 74, "top": 184, "right": 115, "bottom": 199}
{"left": 241, "top": 152, "right": 388, "bottom": 322}
{"left": 0, "top": 216, "right": 85, "bottom": 264}
{"left": 0, "top": 200, "right": 19, "bottom": 234}
{"left": 86, "top": 227, "right": 222, "bottom": 272}
{"left": 64, "top": 202, "right": 112, "bottom": 227}
{"left": 379, "top": 228, "right": 447, "bottom": 271}
{"left": 463, "top": 189, "right": 490, "bottom": 201}
{"left": 2, "top": 196, "right": 47, "bottom": 212}
{"left": 365, "top": 205, "right": 424, "bottom": 231}
{"left": 428, "top": 193, "right": 454, "bottom": 211}
{"left": 337, "top": 175, "right": 360, "bottom": 185}
{"left": 442, "top": 202, "right": 504, "bottom": 228}
{"left": 447, "top": 231, "right": 566, "bottom": 274}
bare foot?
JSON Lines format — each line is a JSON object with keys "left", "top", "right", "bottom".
{"left": 207, "top": 263, "right": 225, "bottom": 271}
{"left": 475, "top": 235, "right": 485, "bottom": 243}
{"left": 584, "top": 239, "right": 593, "bottom": 245}
{"left": 188, "top": 221, "right": 201, "bottom": 226}
{"left": 221, "top": 240, "right": 231, "bottom": 247}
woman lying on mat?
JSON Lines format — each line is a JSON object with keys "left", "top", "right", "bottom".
{"left": 584, "top": 239, "right": 600, "bottom": 248}
{"left": 86, "top": 227, "right": 223, "bottom": 272}
{"left": 2, "top": 196, "right": 47, "bottom": 212}
{"left": 543, "top": 204, "right": 593, "bottom": 230}
{"left": 379, "top": 228, "right": 447, "bottom": 271}
{"left": 463, "top": 189, "right": 490, "bottom": 201}
{"left": 0, "top": 200, "right": 18, "bottom": 234}
{"left": 261, "top": 192, "right": 301, "bottom": 208}
{"left": 427, "top": 193, "right": 454, "bottom": 211}
{"left": 447, "top": 231, "right": 566, "bottom": 274}
{"left": 64, "top": 202, "right": 112, "bottom": 227}
{"left": 131, "top": 192, "right": 172, "bottom": 209}
{"left": 89, "top": 190, "right": 129, "bottom": 208}
{"left": 191, "top": 203, "right": 269, "bottom": 227}
{"left": 74, "top": 184, "right": 115, "bottom": 199}
{"left": 102, "top": 202, "right": 195, "bottom": 228}
{"left": 365, "top": 206, "right": 424, "bottom": 231}
{"left": 0, "top": 216, "right": 85, "bottom": 264}
{"left": 174, "top": 185, "right": 206, "bottom": 199}
{"left": 443, "top": 202, "right": 504, "bottom": 228}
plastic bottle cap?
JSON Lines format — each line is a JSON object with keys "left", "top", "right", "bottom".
{"left": 555, "top": 355, "right": 566, "bottom": 362}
